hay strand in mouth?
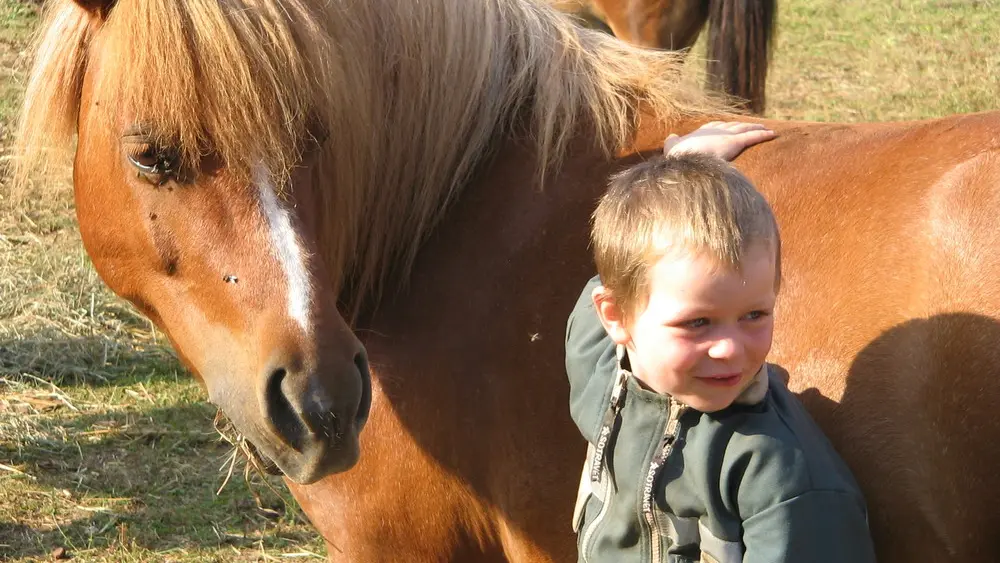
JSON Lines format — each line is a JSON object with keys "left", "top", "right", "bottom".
{"left": 212, "top": 408, "right": 287, "bottom": 513}
{"left": 210, "top": 410, "right": 323, "bottom": 527}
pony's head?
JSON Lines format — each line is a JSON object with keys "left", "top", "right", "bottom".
{"left": 17, "top": 0, "right": 375, "bottom": 484}
{"left": 16, "top": 0, "right": 714, "bottom": 483}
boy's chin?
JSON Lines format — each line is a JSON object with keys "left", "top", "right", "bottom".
{"left": 681, "top": 381, "right": 750, "bottom": 412}
{"left": 689, "top": 398, "right": 736, "bottom": 413}
{"left": 678, "top": 392, "right": 737, "bottom": 413}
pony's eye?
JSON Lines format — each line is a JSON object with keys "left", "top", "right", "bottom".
{"left": 125, "top": 142, "right": 179, "bottom": 185}
{"left": 128, "top": 144, "right": 161, "bottom": 169}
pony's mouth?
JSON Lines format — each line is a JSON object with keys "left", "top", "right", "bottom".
{"left": 211, "top": 361, "right": 371, "bottom": 484}
{"left": 214, "top": 410, "right": 284, "bottom": 477}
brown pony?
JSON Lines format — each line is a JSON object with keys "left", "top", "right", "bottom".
{"left": 15, "top": 0, "right": 1000, "bottom": 561}
{"left": 553, "top": 0, "right": 776, "bottom": 113}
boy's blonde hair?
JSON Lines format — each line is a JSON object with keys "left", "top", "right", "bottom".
{"left": 592, "top": 153, "right": 781, "bottom": 319}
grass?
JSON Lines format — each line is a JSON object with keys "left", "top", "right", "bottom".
{"left": 0, "top": 0, "right": 35, "bottom": 129}
{"left": 0, "top": 376, "right": 325, "bottom": 562}
{"left": 0, "top": 0, "right": 997, "bottom": 561}
{"left": 764, "top": 0, "right": 1000, "bottom": 121}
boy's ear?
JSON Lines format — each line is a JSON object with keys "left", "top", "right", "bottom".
{"left": 592, "top": 285, "right": 632, "bottom": 346}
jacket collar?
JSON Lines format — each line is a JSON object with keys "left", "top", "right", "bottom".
{"left": 616, "top": 345, "right": 770, "bottom": 407}
{"left": 732, "top": 364, "right": 769, "bottom": 405}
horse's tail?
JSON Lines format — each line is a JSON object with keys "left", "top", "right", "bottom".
{"left": 706, "top": 0, "right": 776, "bottom": 114}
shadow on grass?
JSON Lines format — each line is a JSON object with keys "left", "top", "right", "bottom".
{"left": 0, "top": 333, "right": 185, "bottom": 388}
{"left": 0, "top": 402, "right": 321, "bottom": 560}
{"left": 0, "top": 331, "right": 322, "bottom": 560}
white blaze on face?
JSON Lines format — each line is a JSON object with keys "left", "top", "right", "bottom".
{"left": 255, "top": 166, "right": 312, "bottom": 333}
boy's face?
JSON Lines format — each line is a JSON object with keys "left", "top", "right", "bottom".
{"left": 594, "top": 243, "right": 777, "bottom": 412}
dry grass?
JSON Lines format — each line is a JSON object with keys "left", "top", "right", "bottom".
{"left": 1, "top": 0, "right": 998, "bottom": 561}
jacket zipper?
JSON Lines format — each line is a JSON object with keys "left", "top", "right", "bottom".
{"left": 589, "top": 353, "right": 628, "bottom": 485}
{"left": 580, "top": 459, "right": 615, "bottom": 563}
{"left": 643, "top": 397, "right": 687, "bottom": 562}
{"left": 582, "top": 347, "right": 630, "bottom": 562}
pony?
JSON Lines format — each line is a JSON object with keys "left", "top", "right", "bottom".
{"left": 16, "top": 0, "right": 1000, "bottom": 561}
{"left": 552, "top": 0, "right": 776, "bottom": 113}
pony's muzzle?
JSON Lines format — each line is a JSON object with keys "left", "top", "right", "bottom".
{"left": 258, "top": 348, "right": 372, "bottom": 483}
{"left": 263, "top": 365, "right": 314, "bottom": 453}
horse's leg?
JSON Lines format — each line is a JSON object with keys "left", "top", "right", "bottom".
{"left": 553, "top": 0, "right": 614, "bottom": 34}
{"left": 705, "top": 0, "right": 776, "bottom": 113}
{"left": 589, "top": 0, "right": 709, "bottom": 50}
{"left": 589, "top": 0, "right": 774, "bottom": 113}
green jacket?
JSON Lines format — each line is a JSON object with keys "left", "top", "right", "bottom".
{"left": 566, "top": 276, "right": 876, "bottom": 563}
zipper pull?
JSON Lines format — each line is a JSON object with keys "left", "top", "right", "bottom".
{"left": 648, "top": 398, "right": 688, "bottom": 477}
{"left": 589, "top": 346, "right": 630, "bottom": 486}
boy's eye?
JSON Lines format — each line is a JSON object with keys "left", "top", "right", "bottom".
{"left": 680, "top": 318, "right": 710, "bottom": 329}
{"left": 742, "top": 310, "right": 770, "bottom": 321}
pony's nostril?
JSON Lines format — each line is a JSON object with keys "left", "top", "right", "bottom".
{"left": 265, "top": 367, "right": 307, "bottom": 452}
{"left": 354, "top": 350, "right": 372, "bottom": 427}
{"left": 354, "top": 350, "right": 369, "bottom": 382}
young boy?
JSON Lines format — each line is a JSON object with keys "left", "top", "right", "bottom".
{"left": 567, "top": 123, "right": 876, "bottom": 563}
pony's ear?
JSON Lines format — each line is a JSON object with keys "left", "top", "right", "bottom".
{"left": 73, "top": 0, "right": 117, "bottom": 18}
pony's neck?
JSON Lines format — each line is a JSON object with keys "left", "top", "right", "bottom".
{"left": 311, "top": 1, "right": 719, "bottom": 314}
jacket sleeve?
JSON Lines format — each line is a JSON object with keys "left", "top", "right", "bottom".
{"left": 741, "top": 490, "right": 877, "bottom": 563}
{"left": 565, "top": 275, "right": 618, "bottom": 444}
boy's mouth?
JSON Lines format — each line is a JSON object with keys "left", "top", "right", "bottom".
{"left": 698, "top": 372, "right": 744, "bottom": 387}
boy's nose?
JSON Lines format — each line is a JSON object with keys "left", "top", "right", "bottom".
{"left": 708, "top": 333, "right": 743, "bottom": 360}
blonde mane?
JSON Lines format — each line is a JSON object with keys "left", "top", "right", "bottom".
{"left": 17, "top": 0, "right": 722, "bottom": 313}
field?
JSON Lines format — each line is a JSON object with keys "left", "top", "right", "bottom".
{"left": 1, "top": 0, "right": 997, "bottom": 561}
